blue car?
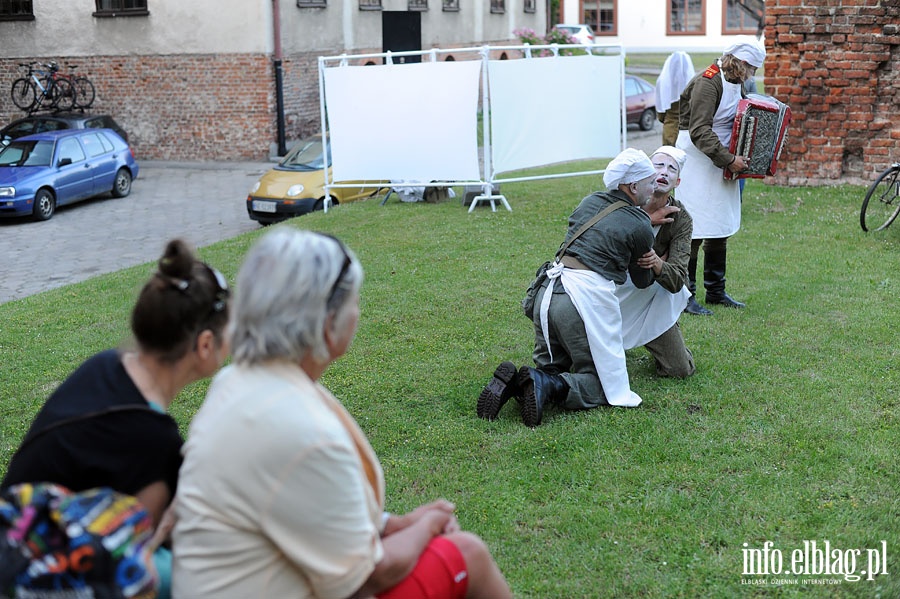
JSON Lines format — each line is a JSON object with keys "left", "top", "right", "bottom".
{"left": 0, "top": 128, "right": 139, "bottom": 221}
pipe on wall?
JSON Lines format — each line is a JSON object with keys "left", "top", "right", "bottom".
{"left": 272, "top": 0, "right": 287, "bottom": 156}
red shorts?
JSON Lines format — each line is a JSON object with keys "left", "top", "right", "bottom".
{"left": 377, "top": 536, "right": 469, "bottom": 599}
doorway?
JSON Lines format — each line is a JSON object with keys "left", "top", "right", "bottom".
{"left": 382, "top": 11, "right": 422, "bottom": 64}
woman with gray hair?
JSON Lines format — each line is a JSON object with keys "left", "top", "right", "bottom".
{"left": 172, "top": 228, "right": 511, "bottom": 599}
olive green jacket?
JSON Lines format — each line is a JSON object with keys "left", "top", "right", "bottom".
{"left": 652, "top": 197, "right": 692, "bottom": 294}
{"left": 677, "top": 62, "right": 737, "bottom": 169}
{"left": 562, "top": 190, "right": 656, "bottom": 288}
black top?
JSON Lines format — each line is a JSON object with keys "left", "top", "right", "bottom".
{"left": 2, "top": 350, "right": 183, "bottom": 498}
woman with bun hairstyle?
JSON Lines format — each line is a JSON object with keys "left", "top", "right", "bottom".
{"left": 1, "top": 238, "right": 231, "bottom": 595}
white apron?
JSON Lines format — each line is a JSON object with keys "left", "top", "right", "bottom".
{"left": 539, "top": 262, "right": 642, "bottom": 407}
{"left": 675, "top": 63, "right": 743, "bottom": 239}
{"left": 615, "top": 274, "right": 690, "bottom": 350}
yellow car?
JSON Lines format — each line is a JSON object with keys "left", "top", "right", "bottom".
{"left": 246, "top": 136, "right": 387, "bottom": 225}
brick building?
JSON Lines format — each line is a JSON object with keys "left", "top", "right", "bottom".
{"left": 0, "top": 0, "right": 545, "bottom": 161}
{"left": 765, "top": 0, "right": 899, "bottom": 186}
{"left": 3, "top": 1, "right": 897, "bottom": 182}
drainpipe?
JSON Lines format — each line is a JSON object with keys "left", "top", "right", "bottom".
{"left": 272, "top": 0, "right": 287, "bottom": 156}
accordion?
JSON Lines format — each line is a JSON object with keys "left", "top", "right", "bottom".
{"left": 724, "top": 94, "right": 791, "bottom": 180}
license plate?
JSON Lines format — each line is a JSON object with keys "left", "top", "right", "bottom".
{"left": 252, "top": 200, "right": 276, "bottom": 213}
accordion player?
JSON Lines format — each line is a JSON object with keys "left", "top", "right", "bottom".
{"left": 724, "top": 94, "right": 791, "bottom": 180}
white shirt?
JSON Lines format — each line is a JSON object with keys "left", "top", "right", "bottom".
{"left": 172, "top": 361, "right": 384, "bottom": 599}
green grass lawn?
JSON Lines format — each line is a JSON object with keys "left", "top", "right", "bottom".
{"left": 1, "top": 168, "right": 897, "bottom": 597}
{"left": 627, "top": 52, "right": 721, "bottom": 71}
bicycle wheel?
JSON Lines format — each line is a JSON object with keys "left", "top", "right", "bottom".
{"left": 50, "top": 78, "right": 75, "bottom": 111}
{"left": 860, "top": 165, "right": 900, "bottom": 232}
{"left": 72, "top": 77, "right": 95, "bottom": 108}
{"left": 11, "top": 78, "right": 36, "bottom": 111}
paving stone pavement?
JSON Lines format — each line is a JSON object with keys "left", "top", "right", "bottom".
{"left": 0, "top": 161, "right": 272, "bottom": 305}
{"left": 0, "top": 125, "right": 662, "bottom": 306}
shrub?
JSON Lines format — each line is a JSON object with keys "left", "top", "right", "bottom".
{"left": 512, "top": 27, "right": 587, "bottom": 57}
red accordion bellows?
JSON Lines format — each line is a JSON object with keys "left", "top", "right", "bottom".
{"left": 724, "top": 94, "right": 792, "bottom": 180}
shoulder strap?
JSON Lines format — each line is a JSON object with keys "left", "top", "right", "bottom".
{"left": 555, "top": 199, "right": 629, "bottom": 261}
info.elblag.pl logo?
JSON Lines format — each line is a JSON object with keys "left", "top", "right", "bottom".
{"left": 742, "top": 540, "right": 888, "bottom": 584}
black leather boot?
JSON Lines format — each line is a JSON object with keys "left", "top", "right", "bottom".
{"left": 517, "top": 366, "right": 569, "bottom": 427}
{"left": 684, "top": 296, "right": 713, "bottom": 315}
{"left": 684, "top": 239, "right": 712, "bottom": 315}
{"left": 477, "top": 362, "right": 520, "bottom": 420}
{"left": 704, "top": 238, "right": 745, "bottom": 308}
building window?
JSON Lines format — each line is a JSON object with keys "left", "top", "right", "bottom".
{"left": 359, "top": 0, "right": 381, "bottom": 9}
{"left": 723, "top": 0, "right": 762, "bottom": 34}
{"left": 443, "top": 0, "right": 459, "bottom": 10}
{"left": 94, "top": 0, "right": 149, "bottom": 16}
{"left": 668, "top": 0, "right": 705, "bottom": 34}
{"left": 298, "top": 0, "right": 326, "bottom": 6}
{"left": 524, "top": 0, "right": 535, "bottom": 13}
{"left": 491, "top": 0, "right": 505, "bottom": 14}
{"left": 584, "top": 0, "right": 616, "bottom": 35}
{"left": 0, "top": 0, "right": 33, "bottom": 21}
{"left": 409, "top": 0, "right": 427, "bottom": 10}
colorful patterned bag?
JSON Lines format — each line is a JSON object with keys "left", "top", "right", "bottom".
{"left": 0, "top": 483, "right": 159, "bottom": 598}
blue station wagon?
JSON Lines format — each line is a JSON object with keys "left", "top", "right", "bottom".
{"left": 0, "top": 128, "right": 139, "bottom": 221}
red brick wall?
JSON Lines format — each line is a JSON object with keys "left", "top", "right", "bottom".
{"left": 280, "top": 52, "right": 330, "bottom": 143}
{"left": 0, "top": 42, "right": 550, "bottom": 163}
{"left": 1, "top": 53, "right": 324, "bottom": 161}
{"left": 766, "top": 0, "right": 900, "bottom": 185}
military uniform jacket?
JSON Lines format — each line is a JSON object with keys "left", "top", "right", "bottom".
{"left": 652, "top": 196, "right": 692, "bottom": 294}
{"left": 677, "top": 63, "right": 738, "bottom": 169}
{"left": 562, "top": 190, "right": 655, "bottom": 288}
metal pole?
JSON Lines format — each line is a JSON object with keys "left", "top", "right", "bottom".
{"left": 274, "top": 59, "right": 286, "bottom": 156}
{"left": 272, "top": 0, "right": 287, "bottom": 156}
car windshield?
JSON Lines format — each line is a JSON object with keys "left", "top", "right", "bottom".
{"left": 278, "top": 139, "right": 332, "bottom": 171}
{"left": 0, "top": 140, "right": 53, "bottom": 167}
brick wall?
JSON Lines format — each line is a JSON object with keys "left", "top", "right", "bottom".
{"left": 766, "top": 0, "right": 900, "bottom": 186}
{"left": 280, "top": 52, "right": 331, "bottom": 144}
{"left": 1, "top": 53, "right": 324, "bottom": 161}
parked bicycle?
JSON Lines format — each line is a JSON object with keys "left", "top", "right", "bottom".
{"left": 10, "top": 62, "right": 75, "bottom": 113}
{"left": 860, "top": 162, "right": 900, "bottom": 232}
{"left": 57, "top": 64, "right": 96, "bottom": 109}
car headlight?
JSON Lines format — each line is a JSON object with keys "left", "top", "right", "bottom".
{"left": 0, "top": 187, "right": 15, "bottom": 197}
{"left": 250, "top": 181, "right": 260, "bottom": 194}
{"left": 287, "top": 184, "right": 305, "bottom": 197}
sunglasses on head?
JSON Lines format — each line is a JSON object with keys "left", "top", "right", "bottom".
{"left": 205, "top": 263, "right": 230, "bottom": 314}
{"left": 158, "top": 262, "right": 230, "bottom": 314}
{"left": 320, "top": 234, "right": 352, "bottom": 303}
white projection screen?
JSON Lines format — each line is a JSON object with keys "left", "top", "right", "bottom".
{"left": 323, "top": 60, "right": 483, "bottom": 182}
{"left": 318, "top": 46, "right": 627, "bottom": 208}
{"left": 488, "top": 54, "right": 623, "bottom": 175}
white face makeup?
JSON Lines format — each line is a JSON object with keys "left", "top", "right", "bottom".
{"left": 632, "top": 174, "right": 658, "bottom": 206}
{"left": 651, "top": 153, "right": 680, "bottom": 195}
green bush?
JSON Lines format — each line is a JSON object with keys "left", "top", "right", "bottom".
{"left": 513, "top": 27, "right": 588, "bottom": 57}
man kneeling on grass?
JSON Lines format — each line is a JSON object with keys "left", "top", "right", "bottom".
{"left": 477, "top": 147, "right": 695, "bottom": 427}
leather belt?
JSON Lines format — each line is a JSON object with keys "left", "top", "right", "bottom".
{"left": 560, "top": 255, "right": 590, "bottom": 270}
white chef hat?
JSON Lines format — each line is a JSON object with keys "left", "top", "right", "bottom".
{"left": 652, "top": 145, "right": 687, "bottom": 174}
{"left": 724, "top": 35, "right": 766, "bottom": 68}
{"left": 603, "top": 148, "right": 656, "bottom": 190}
